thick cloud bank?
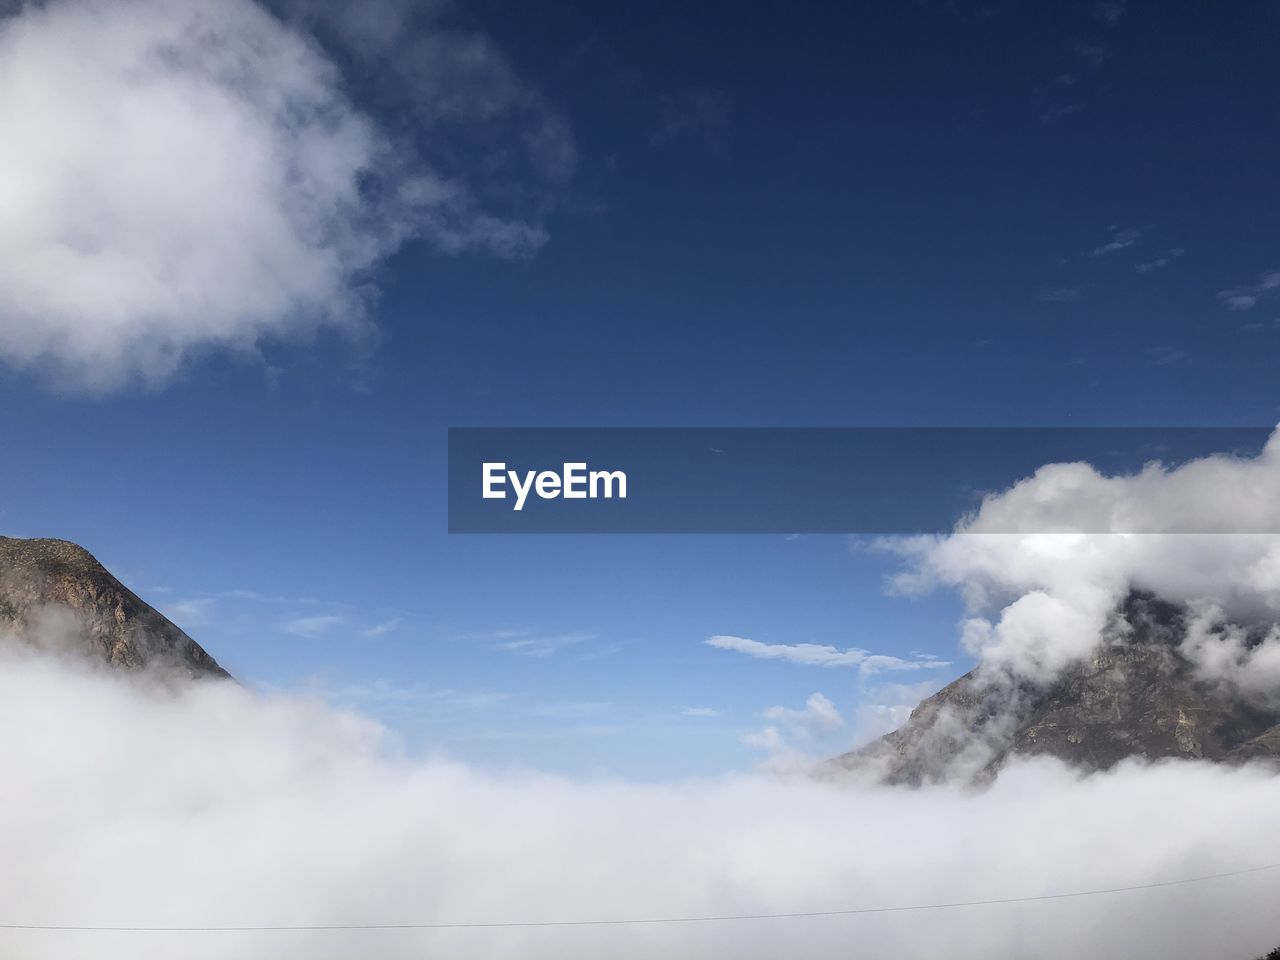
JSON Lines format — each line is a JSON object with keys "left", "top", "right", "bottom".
{"left": 889, "top": 428, "right": 1280, "bottom": 694}
{"left": 4, "top": 647, "right": 1280, "bottom": 960}
{"left": 0, "top": 0, "right": 553, "bottom": 390}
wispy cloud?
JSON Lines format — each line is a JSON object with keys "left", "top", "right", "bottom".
{"left": 706, "top": 635, "right": 948, "bottom": 673}
{"left": 529, "top": 701, "right": 613, "bottom": 719}
{"left": 1039, "top": 286, "right": 1081, "bottom": 303}
{"left": 1073, "top": 39, "right": 1108, "bottom": 71}
{"left": 1033, "top": 5, "right": 1121, "bottom": 124}
{"left": 284, "top": 614, "right": 343, "bottom": 638}
{"left": 1094, "top": 1, "right": 1125, "bottom": 25}
{"left": 1091, "top": 227, "right": 1140, "bottom": 257}
{"left": 362, "top": 617, "right": 403, "bottom": 638}
{"left": 650, "top": 87, "right": 731, "bottom": 155}
{"left": 682, "top": 706, "right": 720, "bottom": 718}
{"left": 1218, "top": 269, "right": 1280, "bottom": 311}
{"left": 313, "top": 679, "right": 510, "bottom": 714}
{"left": 1136, "top": 248, "right": 1186, "bottom": 273}
{"left": 1146, "top": 345, "right": 1189, "bottom": 367}
{"left": 494, "top": 631, "right": 597, "bottom": 659}
{"left": 1241, "top": 318, "right": 1280, "bottom": 333}
{"left": 1040, "top": 103, "right": 1083, "bottom": 124}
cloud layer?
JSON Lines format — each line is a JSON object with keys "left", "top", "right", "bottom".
{"left": 5, "top": 646, "right": 1280, "bottom": 960}
{"left": 0, "top": 0, "right": 557, "bottom": 391}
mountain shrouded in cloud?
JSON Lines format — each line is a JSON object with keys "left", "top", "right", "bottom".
{"left": 886, "top": 429, "right": 1280, "bottom": 692}
{"left": 839, "top": 591, "right": 1280, "bottom": 784}
{"left": 830, "top": 429, "right": 1280, "bottom": 782}
{"left": 0, "top": 0, "right": 566, "bottom": 392}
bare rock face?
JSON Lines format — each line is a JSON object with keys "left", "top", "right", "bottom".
{"left": 0, "top": 536, "right": 229, "bottom": 680}
{"left": 836, "top": 593, "right": 1280, "bottom": 785}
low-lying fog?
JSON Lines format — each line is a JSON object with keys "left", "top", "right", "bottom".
{"left": 3, "top": 646, "right": 1279, "bottom": 960}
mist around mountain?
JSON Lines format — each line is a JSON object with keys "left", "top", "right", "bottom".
{"left": 837, "top": 592, "right": 1280, "bottom": 785}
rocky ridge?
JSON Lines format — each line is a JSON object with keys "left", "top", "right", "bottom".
{"left": 0, "top": 536, "right": 229, "bottom": 679}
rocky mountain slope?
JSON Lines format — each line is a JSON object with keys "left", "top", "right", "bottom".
{"left": 836, "top": 592, "right": 1280, "bottom": 784}
{"left": 0, "top": 536, "right": 228, "bottom": 679}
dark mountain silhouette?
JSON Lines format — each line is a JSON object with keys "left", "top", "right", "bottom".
{"left": 835, "top": 593, "right": 1280, "bottom": 785}
{"left": 0, "top": 536, "right": 229, "bottom": 680}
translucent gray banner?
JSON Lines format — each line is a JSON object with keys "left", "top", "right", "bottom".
{"left": 447, "top": 427, "right": 1277, "bottom": 533}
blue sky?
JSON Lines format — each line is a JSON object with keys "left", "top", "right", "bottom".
{"left": 1, "top": 0, "right": 1278, "bottom": 776}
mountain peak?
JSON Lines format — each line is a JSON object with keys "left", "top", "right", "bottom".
{"left": 0, "top": 535, "right": 229, "bottom": 680}
{"left": 836, "top": 592, "right": 1280, "bottom": 785}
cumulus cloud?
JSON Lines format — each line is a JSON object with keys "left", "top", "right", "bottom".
{"left": 706, "top": 635, "right": 948, "bottom": 674}
{"left": 886, "top": 427, "right": 1280, "bottom": 692}
{"left": 0, "top": 0, "right": 562, "bottom": 391}
{"left": 5, "top": 645, "right": 1280, "bottom": 960}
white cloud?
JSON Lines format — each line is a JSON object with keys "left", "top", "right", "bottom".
{"left": 0, "top": 0, "right": 560, "bottom": 392}
{"left": 5, "top": 646, "right": 1280, "bottom": 960}
{"left": 886, "top": 426, "right": 1280, "bottom": 692}
{"left": 1219, "top": 269, "right": 1280, "bottom": 312}
{"left": 706, "top": 635, "right": 947, "bottom": 674}
{"left": 497, "top": 632, "right": 596, "bottom": 659}
{"left": 1180, "top": 606, "right": 1280, "bottom": 709}
{"left": 362, "top": 618, "right": 403, "bottom": 638}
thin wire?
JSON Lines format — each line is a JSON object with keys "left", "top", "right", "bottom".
{"left": 4, "top": 861, "right": 1278, "bottom": 933}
